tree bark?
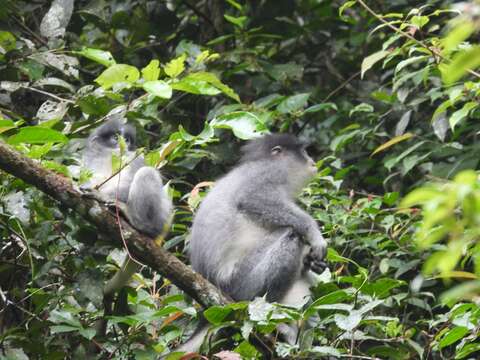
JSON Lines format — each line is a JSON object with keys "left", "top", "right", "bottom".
{"left": 0, "top": 141, "right": 230, "bottom": 308}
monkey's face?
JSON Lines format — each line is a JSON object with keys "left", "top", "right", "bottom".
{"left": 90, "top": 120, "right": 136, "bottom": 152}
{"left": 271, "top": 145, "right": 317, "bottom": 190}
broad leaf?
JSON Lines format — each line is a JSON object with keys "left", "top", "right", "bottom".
{"left": 75, "top": 47, "right": 116, "bottom": 67}
{"left": 141, "top": 59, "right": 160, "bottom": 81}
{"left": 164, "top": 54, "right": 186, "bottom": 78}
{"left": 143, "top": 80, "right": 172, "bottom": 99}
{"left": 8, "top": 127, "right": 68, "bottom": 144}
{"left": 211, "top": 111, "right": 267, "bottom": 140}
{"left": 361, "top": 50, "right": 390, "bottom": 78}
{"left": 204, "top": 306, "right": 232, "bottom": 325}
{"left": 277, "top": 93, "right": 310, "bottom": 113}
{"left": 441, "top": 46, "right": 480, "bottom": 84}
{"left": 95, "top": 64, "right": 140, "bottom": 89}
{"left": 449, "top": 102, "right": 477, "bottom": 129}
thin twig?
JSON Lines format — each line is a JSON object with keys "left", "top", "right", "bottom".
{"left": 323, "top": 70, "right": 362, "bottom": 103}
{"left": 94, "top": 152, "right": 142, "bottom": 190}
{"left": 21, "top": 86, "right": 75, "bottom": 104}
{"left": 10, "top": 15, "right": 48, "bottom": 46}
{"left": 181, "top": 0, "right": 216, "bottom": 30}
{"left": 297, "top": 71, "right": 361, "bottom": 134}
{"left": 357, "top": 0, "right": 480, "bottom": 79}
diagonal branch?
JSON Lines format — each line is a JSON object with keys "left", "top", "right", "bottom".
{"left": 0, "top": 141, "right": 230, "bottom": 308}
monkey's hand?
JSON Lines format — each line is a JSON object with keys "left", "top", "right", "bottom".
{"left": 305, "top": 227, "right": 328, "bottom": 273}
{"left": 304, "top": 249, "right": 328, "bottom": 274}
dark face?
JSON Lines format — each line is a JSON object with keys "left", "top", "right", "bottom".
{"left": 240, "top": 133, "right": 318, "bottom": 189}
{"left": 271, "top": 144, "right": 317, "bottom": 176}
{"left": 90, "top": 119, "right": 136, "bottom": 151}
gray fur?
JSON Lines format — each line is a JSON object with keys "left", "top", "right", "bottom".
{"left": 182, "top": 134, "right": 327, "bottom": 352}
{"left": 82, "top": 118, "right": 172, "bottom": 238}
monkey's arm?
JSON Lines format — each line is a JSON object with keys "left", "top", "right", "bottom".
{"left": 237, "top": 190, "right": 326, "bottom": 255}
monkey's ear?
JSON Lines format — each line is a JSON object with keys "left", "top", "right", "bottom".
{"left": 271, "top": 145, "right": 283, "bottom": 155}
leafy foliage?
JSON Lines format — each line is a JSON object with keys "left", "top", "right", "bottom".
{"left": 2, "top": 0, "right": 480, "bottom": 359}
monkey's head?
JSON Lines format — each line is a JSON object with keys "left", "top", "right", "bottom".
{"left": 241, "top": 133, "right": 317, "bottom": 189}
{"left": 88, "top": 118, "right": 136, "bottom": 151}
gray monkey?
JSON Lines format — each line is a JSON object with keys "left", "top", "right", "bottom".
{"left": 178, "top": 133, "right": 327, "bottom": 353}
{"left": 82, "top": 117, "right": 172, "bottom": 295}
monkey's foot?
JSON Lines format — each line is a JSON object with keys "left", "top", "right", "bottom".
{"left": 81, "top": 188, "right": 110, "bottom": 203}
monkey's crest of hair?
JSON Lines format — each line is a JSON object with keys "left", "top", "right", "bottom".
{"left": 240, "top": 133, "right": 306, "bottom": 163}
{"left": 90, "top": 117, "right": 136, "bottom": 142}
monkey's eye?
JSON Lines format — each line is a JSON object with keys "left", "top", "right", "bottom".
{"left": 271, "top": 146, "right": 282, "bottom": 155}
{"left": 126, "top": 135, "right": 135, "bottom": 146}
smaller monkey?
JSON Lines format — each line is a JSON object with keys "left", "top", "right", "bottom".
{"left": 176, "top": 133, "right": 327, "bottom": 354}
{"left": 82, "top": 117, "right": 172, "bottom": 294}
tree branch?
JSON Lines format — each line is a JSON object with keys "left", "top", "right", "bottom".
{"left": 0, "top": 141, "right": 230, "bottom": 308}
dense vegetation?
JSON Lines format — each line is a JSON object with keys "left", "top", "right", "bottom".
{"left": 2, "top": 0, "right": 480, "bottom": 359}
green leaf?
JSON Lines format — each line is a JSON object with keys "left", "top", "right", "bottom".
{"left": 75, "top": 47, "right": 116, "bottom": 67}
{"left": 225, "top": 0, "right": 242, "bottom": 10}
{"left": 277, "top": 93, "right": 310, "bottom": 113}
{"left": 189, "top": 72, "right": 240, "bottom": 102}
{"left": 173, "top": 72, "right": 240, "bottom": 102}
{"left": 8, "top": 127, "right": 68, "bottom": 144}
{"left": 442, "top": 21, "right": 475, "bottom": 54}
{"left": 449, "top": 101, "right": 477, "bottom": 129}
{"left": 361, "top": 50, "right": 390, "bottom": 79}
{"left": 439, "top": 326, "right": 469, "bottom": 349}
{"left": 172, "top": 78, "right": 221, "bottom": 96}
{"left": 410, "top": 15, "right": 429, "bottom": 28}
{"left": 371, "top": 133, "right": 414, "bottom": 156}
{"left": 143, "top": 80, "right": 172, "bottom": 99}
{"left": 383, "top": 192, "right": 399, "bottom": 206}
{"left": 440, "top": 47, "right": 480, "bottom": 85}
{"left": 164, "top": 54, "right": 186, "bottom": 78}
{"left": 456, "top": 342, "right": 480, "bottom": 359}
{"left": 304, "top": 102, "right": 337, "bottom": 114}
{"left": 339, "top": 1, "right": 356, "bottom": 19}
{"left": 334, "top": 312, "right": 362, "bottom": 331}
{"left": 432, "top": 99, "right": 452, "bottom": 122}
{"left": 310, "top": 346, "right": 342, "bottom": 357}
{"left": 141, "top": 59, "right": 160, "bottom": 81}
{"left": 349, "top": 103, "right": 374, "bottom": 116}
{"left": 211, "top": 111, "right": 267, "bottom": 140}
{"left": 204, "top": 306, "right": 232, "bottom": 325}
{"left": 48, "top": 309, "right": 81, "bottom": 326}
{"left": 401, "top": 187, "right": 440, "bottom": 207}
{"left": 78, "top": 327, "right": 97, "bottom": 340}
{"left": 248, "top": 297, "right": 274, "bottom": 322}
{"left": 234, "top": 341, "right": 258, "bottom": 358}
{"left": 395, "top": 55, "right": 428, "bottom": 75}
{"left": 95, "top": 64, "right": 140, "bottom": 89}
{"left": 3, "top": 348, "right": 29, "bottom": 360}
{"left": 50, "top": 325, "right": 81, "bottom": 334}
{"left": 0, "top": 31, "right": 16, "bottom": 53}
{"left": 0, "top": 119, "right": 16, "bottom": 134}
{"left": 224, "top": 14, "right": 247, "bottom": 28}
